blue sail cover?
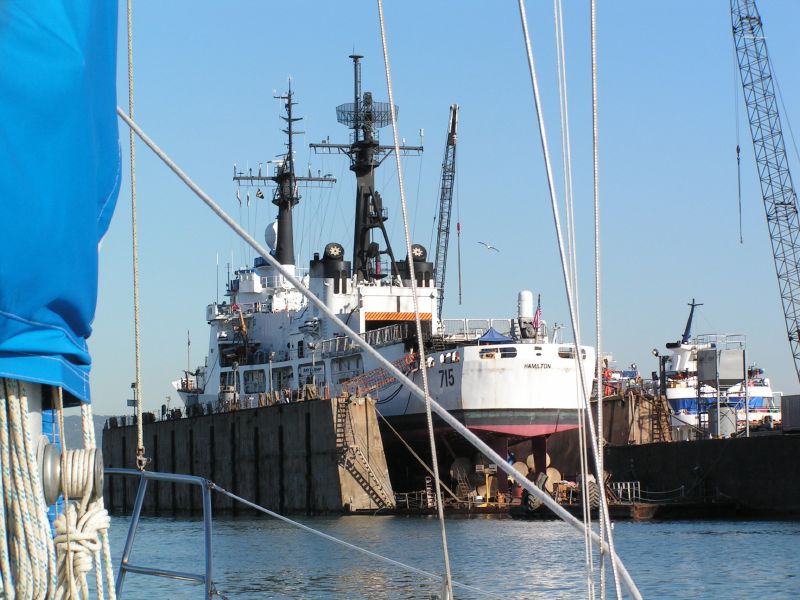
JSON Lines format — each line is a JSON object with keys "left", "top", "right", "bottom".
{"left": 0, "top": 2, "right": 120, "bottom": 404}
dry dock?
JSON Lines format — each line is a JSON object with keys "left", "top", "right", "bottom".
{"left": 103, "top": 396, "right": 394, "bottom": 515}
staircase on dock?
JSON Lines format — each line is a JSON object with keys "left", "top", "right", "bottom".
{"left": 335, "top": 397, "right": 395, "bottom": 510}
{"left": 627, "top": 390, "right": 672, "bottom": 444}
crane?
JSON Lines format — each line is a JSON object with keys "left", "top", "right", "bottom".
{"left": 433, "top": 104, "right": 459, "bottom": 319}
{"left": 732, "top": 0, "right": 800, "bottom": 382}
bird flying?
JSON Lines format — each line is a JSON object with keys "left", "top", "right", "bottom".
{"left": 478, "top": 241, "right": 500, "bottom": 252}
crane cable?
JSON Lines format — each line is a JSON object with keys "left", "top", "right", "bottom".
{"left": 733, "top": 39, "right": 743, "bottom": 245}
{"left": 552, "top": 1, "right": 595, "bottom": 595}
{"left": 375, "top": 2, "right": 454, "bottom": 597}
{"left": 516, "top": 1, "right": 624, "bottom": 597}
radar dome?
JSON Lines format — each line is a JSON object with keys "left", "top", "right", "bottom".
{"left": 265, "top": 220, "right": 278, "bottom": 251}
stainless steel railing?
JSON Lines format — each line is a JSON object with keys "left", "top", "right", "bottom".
{"left": 105, "top": 469, "right": 215, "bottom": 599}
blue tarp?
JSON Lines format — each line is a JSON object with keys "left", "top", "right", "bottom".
{"left": 0, "top": 1, "right": 120, "bottom": 404}
{"left": 478, "top": 327, "right": 513, "bottom": 345}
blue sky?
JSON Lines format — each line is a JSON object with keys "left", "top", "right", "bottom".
{"left": 91, "top": 0, "right": 800, "bottom": 415}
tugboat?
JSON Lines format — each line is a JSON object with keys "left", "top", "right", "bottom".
{"left": 174, "top": 56, "right": 594, "bottom": 473}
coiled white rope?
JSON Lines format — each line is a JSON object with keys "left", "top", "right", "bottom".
{"left": 0, "top": 379, "right": 57, "bottom": 598}
{"left": 515, "top": 2, "right": 625, "bottom": 598}
{"left": 375, "top": 1, "right": 453, "bottom": 598}
{"left": 82, "top": 403, "right": 117, "bottom": 600}
{"left": 54, "top": 502, "right": 110, "bottom": 600}
{"left": 51, "top": 389, "right": 115, "bottom": 600}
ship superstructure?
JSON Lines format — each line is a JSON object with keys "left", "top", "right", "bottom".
{"left": 175, "top": 57, "right": 594, "bottom": 442}
{"left": 660, "top": 300, "right": 780, "bottom": 429}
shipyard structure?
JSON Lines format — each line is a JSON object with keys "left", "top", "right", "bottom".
{"left": 103, "top": 395, "right": 395, "bottom": 514}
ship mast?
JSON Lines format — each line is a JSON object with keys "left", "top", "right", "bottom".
{"left": 234, "top": 84, "right": 334, "bottom": 266}
{"left": 681, "top": 298, "right": 702, "bottom": 344}
{"left": 310, "top": 55, "right": 423, "bottom": 281}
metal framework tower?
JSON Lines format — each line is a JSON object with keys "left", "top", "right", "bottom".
{"left": 310, "top": 55, "right": 423, "bottom": 281}
{"left": 233, "top": 86, "right": 334, "bottom": 265}
{"left": 433, "top": 104, "right": 459, "bottom": 319}
{"left": 732, "top": 0, "right": 800, "bottom": 381}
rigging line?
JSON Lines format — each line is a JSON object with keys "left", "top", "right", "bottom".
{"left": 375, "top": 409, "right": 461, "bottom": 503}
{"left": 126, "top": 0, "right": 146, "bottom": 471}
{"left": 456, "top": 156, "right": 462, "bottom": 306}
{"left": 553, "top": 4, "right": 594, "bottom": 593}
{"left": 209, "top": 484, "right": 500, "bottom": 599}
{"left": 254, "top": 190, "right": 261, "bottom": 259}
{"left": 115, "top": 107, "right": 641, "bottom": 598}
{"left": 515, "top": 3, "right": 628, "bottom": 599}
{"left": 590, "top": 0, "right": 622, "bottom": 597}
{"left": 733, "top": 39, "right": 743, "bottom": 245}
{"left": 555, "top": 0, "right": 580, "bottom": 331}
{"left": 768, "top": 54, "right": 800, "bottom": 175}
{"left": 375, "top": 2, "right": 453, "bottom": 597}
{"left": 737, "top": 145, "right": 743, "bottom": 245}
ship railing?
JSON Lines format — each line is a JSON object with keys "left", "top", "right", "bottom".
{"left": 693, "top": 333, "right": 746, "bottom": 350}
{"left": 105, "top": 469, "right": 215, "bottom": 599}
{"left": 610, "top": 481, "right": 686, "bottom": 504}
{"left": 259, "top": 268, "right": 309, "bottom": 290}
{"left": 394, "top": 490, "right": 431, "bottom": 510}
{"left": 319, "top": 323, "right": 412, "bottom": 357}
{"left": 438, "top": 318, "right": 514, "bottom": 340}
{"left": 609, "top": 481, "right": 642, "bottom": 503}
{"left": 363, "top": 322, "right": 412, "bottom": 347}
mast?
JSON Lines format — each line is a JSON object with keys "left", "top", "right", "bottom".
{"left": 273, "top": 86, "right": 300, "bottom": 265}
{"left": 681, "top": 298, "right": 702, "bottom": 344}
{"left": 234, "top": 84, "right": 334, "bottom": 266}
{"left": 310, "top": 55, "right": 423, "bottom": 281}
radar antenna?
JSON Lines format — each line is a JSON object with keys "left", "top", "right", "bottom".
{"left": 310, "top": 55, "right": 423, "bottom": 281}
{"left": 233, "top": 84, "right": 335, "bottom": 265}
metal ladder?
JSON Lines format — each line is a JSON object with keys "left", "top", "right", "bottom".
{"left": 454, "top": 469, "right": 471, "bottom": 500}
{"left": 649, "top": 392, "right": 671, "bottom": 443}
{"left": 335, "top": 398, "right": 395, "bottom": 509}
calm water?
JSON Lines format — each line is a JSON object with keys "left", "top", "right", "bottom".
{"left": 108, "top": 515, "right": 800, "bottom": 599}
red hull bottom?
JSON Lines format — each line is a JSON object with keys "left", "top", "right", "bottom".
{"left": 469, "top": 423, "right": 580, "bottom": 437}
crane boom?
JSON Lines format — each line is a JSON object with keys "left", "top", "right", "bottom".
{"left": 433, "top": 104, "right": 459, "bottom": 319}
{"left": 732, "top": 0, "right": 800, "bottom": 382}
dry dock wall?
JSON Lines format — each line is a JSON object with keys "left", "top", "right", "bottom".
{"left": 605, "top": 434, "right": 800, "bottom": 516}
{"left": 103, "top": 397, "right": 391, "bottom": 514}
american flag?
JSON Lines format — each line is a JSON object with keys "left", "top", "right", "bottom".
{"left": 532, "top": 294, "right": 542, "bottom": 330}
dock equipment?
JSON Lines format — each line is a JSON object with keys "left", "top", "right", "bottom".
{"left": 433, "top": 104, "right": 459, "bottom": 319}
{"left": 732, "top": 0, "right": 800, "bottom": 382}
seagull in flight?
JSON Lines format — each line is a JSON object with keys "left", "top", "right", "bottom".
{"left": 478, "top": 241, "right": 500, "bottom": 252}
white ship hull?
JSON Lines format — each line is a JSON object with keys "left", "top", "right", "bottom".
{"left": 176, "top": 325, "right": 595, "bottom": 439}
